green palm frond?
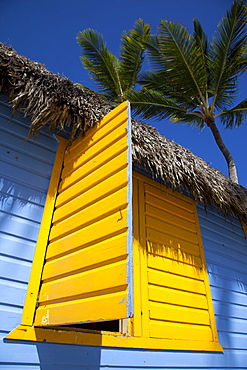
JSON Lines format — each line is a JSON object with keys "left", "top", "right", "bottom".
{"left": 193, "top": 18, "right": 209, "bottom": 56}
{"left": 144, "top": 34, "right": 166, "bottom": 72}
{"left": 209, "top": 0, "right": 247, "bottom": 110}
{"left": 217, "top": 98, "right": 247, "bottom": 127}
{"left": 77, "top": 29, "right": 122, "bottom": 100}
{"left": 138, "top": 70, "right": 170, "bottom": 91}
{"left": 119, "top": 19, "right": 151, "bottom": 92}
{"left": 156, "top": 20, "right": 208, "bottom": 106}
{"left": 128, "top": 89, "right": 204, "bottom": 127}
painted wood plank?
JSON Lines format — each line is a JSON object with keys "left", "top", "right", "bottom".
{"left": 144, "top": 182, "right": 194, "bottom": 209}
{"left": 146, "top": 215, "right": 199, "bottom": 245}
{"left": 149, "top": 301, "right": 210, "bottom": 325}
{"left": 59, "top": 133, "right": 128, "bottom": 192}
{"left": 0, "top": 280, "right": 27, "bottom": 306}
{"left": 60, "top": 119, "right": 128, "bottom": 184}
{"left": 63, "top": 107, "right": 129, "bottom": 168}
{"left": 0, "top": 213, "right": 40, "bottom": 241}
{"left": 0, "top": 233, "right": 36, "bottom": 261}
{"left": 53, "top": 166, "right": 128, "bottom": 223}
{"left": 149, "top": 285, "right": 208, "bottom": 309}
{"left": 149, "top": 320, "right": 213, "bottom": 341}
{"left": 0, "top": 306, "right": 22, "bottom": 331}
{"left": 147, "top": 241, "right": 202, "bottom": 267}
{"left": 0, "top": 161, "right": 51, "bottom": 191}
{"left": 39, "top": 260, "right": 128, "bottom": 303}
{"left": 216, "top": 316, "right": 247, "bottom": 334}
{"left": 146, "top": 204, "right": 197, "bottom": 233}
{"left": 205, "top": 250, "right": 247, "bottom": 275}
{"left": 148, "top": 268, "right": 206, "bottom": 294}
{"left": 207, "top": 262, "right": 247, "bottom": 283}
{"left": 50, "top": 186, "right": 128, "bottom": 241}
{"left": 0, "top": 142, "right": 55, "bottom": 176}
{"left": 0, "top": 128, "right": 57, "bottom": 160}
{"left": 147, "top": 254, "right": 204, "bottom": 280}
{"left": 0, "top": 257, "right": 31, "bottom": 282}
{"left": 145, "top": 192, "right": 195, "bottom": 222}
{"left": 0, "top": 197, "right": 44, "bottom": 223}
{"left": 210, "top": 285, "right": 247, "bottom": 305}
{"left": 34, "top": 291, "right": 128, "bottom": 326}
{"left": 55, "top": 150, "right": 128, "bottom": 207}
{"left": 0, "top": 177, "right": 47, "bottom": 205}
{"left": 42, "top": 233, "right": 128, "bottom": 279}
{"left": 213, "top": 301, "right": 247, "bottom": 320}
{"left": 146, "top": 227, "right": 200, "bottom": 256}
{"left": 218, "top": 332, "right": 247, "bottom": 349}
{"left": 46, "top": 208, "right": 128, "bottom": 259}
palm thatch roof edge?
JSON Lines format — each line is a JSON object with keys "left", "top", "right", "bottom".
{"left": 1, "top": 43, "right": 247, "bottom": 223}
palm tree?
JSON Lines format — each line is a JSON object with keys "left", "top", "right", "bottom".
{"left": 77, "top": 19, "right": 151, "bottom": 103}
{"left": 129, "top": 0, "right": 247, "bottom": 183}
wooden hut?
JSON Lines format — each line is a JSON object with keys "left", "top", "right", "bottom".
{"left": 1, "top": 43, "right": 247, "bottom": 369}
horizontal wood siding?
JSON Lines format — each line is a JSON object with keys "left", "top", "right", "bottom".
{"left": 0, "top": 95, "right": 58, "bottom": 368}
{"left": 34, "top": 101, "right": 132, "bottom": 326}
{"left": 197, "top": 204, "right": 247, "bottom": 353}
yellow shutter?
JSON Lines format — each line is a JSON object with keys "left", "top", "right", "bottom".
{"left": 133, "top": 172, "right": 220, "bottom": 345}
{"left": 34, "top": 101, "right": 133, "bottom": 326}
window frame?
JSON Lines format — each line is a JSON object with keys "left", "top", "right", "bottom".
{"left": 6, "top": 103, "right": 223, "bottom": 352}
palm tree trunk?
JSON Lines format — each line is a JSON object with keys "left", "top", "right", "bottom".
{"left": 206, "top": 119, "right": 238, "bottom": 183}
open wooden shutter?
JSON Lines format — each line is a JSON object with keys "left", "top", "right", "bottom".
{"left": 134, "top": 173, "right": 221, "bottom": 346}
{"left": 34, "top": 101, "right": 133, "bottom": 326}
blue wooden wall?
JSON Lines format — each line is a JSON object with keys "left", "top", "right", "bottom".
{"left": 1, "top": 93, "right": 247, "bottom": 369}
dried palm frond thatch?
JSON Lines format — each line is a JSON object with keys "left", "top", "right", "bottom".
{"left": 0, "top": 43, "right": 113, "bottom": 140}
{"left": 0, "top": 43, "right": 246, "bottom": 223}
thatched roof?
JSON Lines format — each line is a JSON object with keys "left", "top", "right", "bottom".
{"left": 0, "top": 43, "right": 113, "bottom": 140}
{"left": 1, "top": 43, "right": 247, "bottom": 223}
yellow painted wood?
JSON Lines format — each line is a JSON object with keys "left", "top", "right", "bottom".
{"left": 46, "top": 208, "right": 128, "bottom": 259}
{"left": 133, "top": 172, "right": 221, "bottom": 349}
{"left": 63, "top": 102, "right": 129, "bottom": 168}
{"left": 61, "top": 116, "right": 128, "bottom": 178}
{"left": 144, "top": 182, "right": 194, "bottom": 208}
{"left": 149, "top": 320, "right": 213, "bottom": 341}
{"left": 56, "top": 150, "right": 128, "bottom": 208}
{"left": 136, "top": 177, "right": 150, "bottom": 338}
{"left": 50, "top": 187, "right": 128, "bottom": 241}
{"left": 145, "top": 192, "right": 195, "bottom": 222}
{"left": 57, "top": 196, "right": 124, "bottom": 240}
{"left": 132, "top": 176, "right": 142, "bottom": 337}
{"left": 33, "top": 101, "right": 131, "bottom": 326}
{"left": 6, "top": 325, "right": 223, "bottom": 351}
{"left": 146, "top": 215, "right": 199, "bottom": 245}
{"left": 149, "top": 301, "right": 210, "bottom": 325}
{"left": 21, "top": 137, "right": 67, "bottom": 326}
{"left": 147, "top": 240, "right": 202, "bottom": 267}
{"left": 146, "top": 227, "right": 200, "bottom": 257}
{"left": 53, "top": 167, "right": 128, "bottom": 223}
{"left": 149, "top": 285, "right": 208, "bottom": 309}
{"left": 34, "top": 291, "right": 128, "bottom": 326}
{"left": 147, "top": 254, "right": 204, "bottom": 280}
{"left": 148, "top": 269, "right": 206, "bottom": 294}
{"left": 39, "top": 261, "right": 128, "bottom": 303}
{"left": 146, "top": 203, "right": 197, "bottom": 233}
{"left": 42, "top": 233, "right": 128, "bottom": 280}
{"left": 59, "top": 130, "right": 128, "bottom": 191}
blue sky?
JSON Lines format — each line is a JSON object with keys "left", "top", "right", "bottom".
{"left": 1, "top": 0, "right": 247, "bottom": 186}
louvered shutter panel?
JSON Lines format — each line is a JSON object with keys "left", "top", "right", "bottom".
{"left": 34, "top": 101, "right": 133, "bottom": 326}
